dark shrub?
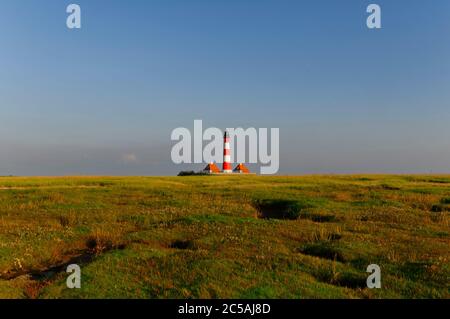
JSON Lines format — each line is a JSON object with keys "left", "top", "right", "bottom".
{"left": 431, "top": 204, "right": 450, "bottom": 212}
{"left": 309, "top": 214, "right": 337, "bottom": 223}
{"left": 299, "top": 242, "right": 346, "bottom": 262}
{"left": 170, "top": 240, "right": 197, "bottom": 250}
{"left": 335, "top": 272, "right": 367, "bottom": 288}
{"left": 178, "top": 171, "right": 197, "bottom": 176}
{"left": 253, "top": 199, "right": 306, "bottom": 220}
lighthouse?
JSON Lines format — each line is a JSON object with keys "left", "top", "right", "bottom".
{"left": 223, "top": 130, "right": 232, "bottom": 173}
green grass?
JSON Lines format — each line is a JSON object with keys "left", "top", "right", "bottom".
{"left": 0, "top": 175, "right": 448, "bottom": 299}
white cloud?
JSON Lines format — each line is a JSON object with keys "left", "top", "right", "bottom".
{"left": 121, "top": 153, "right": 138, "bottom": 164}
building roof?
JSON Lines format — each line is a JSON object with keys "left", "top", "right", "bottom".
{"left": 233, "top": 163, "right": 250, "bottom": 173}
{"left": 203, "top": 162, "right": 221, "bottom": 173}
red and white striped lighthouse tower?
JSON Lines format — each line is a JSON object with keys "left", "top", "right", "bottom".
{"left": 223, "top": 130, "right": 232, "bottom": 173}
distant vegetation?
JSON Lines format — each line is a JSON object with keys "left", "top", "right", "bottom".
{"left": 177, "top": 171, "right": 209, "bottom": 176}
{"left": 0, "top": 175, "right": 448, "bottom": 299}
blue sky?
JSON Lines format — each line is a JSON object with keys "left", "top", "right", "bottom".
{"left": 0, "top": 0, "right": 449, "bottom": 175}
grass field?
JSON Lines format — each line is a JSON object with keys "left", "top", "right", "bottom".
{"left": 0, "top": 175, "right": 448, "bottom": 299}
